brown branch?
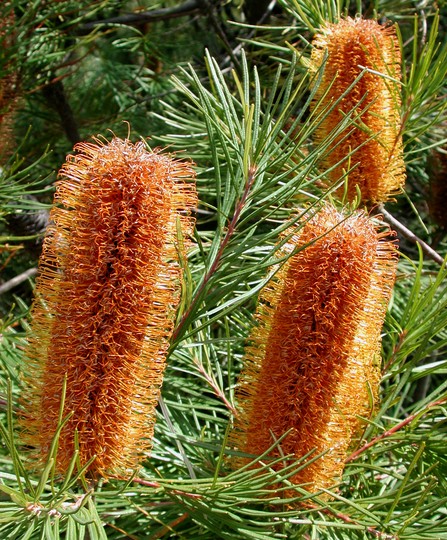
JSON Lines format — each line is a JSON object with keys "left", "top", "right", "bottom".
{"left": 325, "top": 508, "right": 397, "bottom": 539}
{"left": 197, "top": 0, "right": 241, "bottom": 71}
{"left": 125, "top": 476, "right": 202, "bottom": 500}
{"left": 194, "top": 359, "right": 238, "bottom": 416}
{"left": 171, "top": 166, "right": 257, "bottom": 344}
{"left": 149, "top": 513, "right": 190, "bottom": 540}
{"left": 382, "top": 329, "right": 407, "bottom": 374}
{"left": 304, "top": 499, "right": 398, "bottom": 538}
{"left": 78, "top": 0, "right": 201, "bottom": 33}
{"left": 378, "top": 205, "right": 445, "bottom": 266}
{"left": 346, "top": 396, "right": 447, "bottom": 463}
{"left": 42, "top": 80, "right": 81, "bottom": 146}
{"left": 0, "top": 267, "right": 37, "bottom": 295}
{"left": 105, "top": 523, "right": 139, "bottom": 540}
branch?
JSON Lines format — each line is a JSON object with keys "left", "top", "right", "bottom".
{"left": 171, "top": 166, "right": 257, "bottom": 344}
{"left": 0, "top": 267, "right": 37, "bottom": 295}
{"left": 346, "top": 396, "right": 447, "bottom": 463}
{"left": 149, "top": 513, "right": 190, "bottom": 540}
{"left": 42, "top": 79, "right": 81, "bottom": 146}
{"left": 111, "top": 475, "right": 202, "bottom": 499}
{"left": 78, "top": 0, "right": 201, "bottom": 33}
{"left": 194, "top": 359, "right": 238, "bottom": 417}
{"left": 377, "top": 205, "right": 445, "bottom": 266}
{"left": 197, "top": 0, "right": 241, "bottom": 71}
{"left": 308, "top": 505, "right": 398, "bottom": 539}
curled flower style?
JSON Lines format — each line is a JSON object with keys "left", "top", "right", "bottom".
{"left": 310, "top": 17, "right": 405, "bottom": 203}
{"left": 231, "top": 204, "right": 398, "bottom": 493}
{"left": 21, "top": 137, "right": 197, "bottom": 478}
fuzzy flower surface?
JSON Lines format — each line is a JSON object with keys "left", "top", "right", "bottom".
{"left": 0, "top": 2, "right": 19, "bottom": 163}
{"left": 20, "top": 137, "right": 197, "bottom": 478}
{"left": 231, "top": 204, "right": 398, "bottom": 493}
{"left": 310, "top": 17, "right": 405, "bottom": 203}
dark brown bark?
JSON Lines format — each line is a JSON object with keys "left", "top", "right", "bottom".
{"left": 42, "top": 79, "right": 81, "bottom": 146}
{"left": 78, "top": 0, "right": 200, "bottom": 33}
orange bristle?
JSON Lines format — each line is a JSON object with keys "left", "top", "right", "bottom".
{"left": 231, "top": 204, "right": 398, "bottom": 493}
{"left": 20, "top": 137, "right": 197, "bottom": 478}
{"left": 310, "top": 17, "right": 405, "bottom": 203}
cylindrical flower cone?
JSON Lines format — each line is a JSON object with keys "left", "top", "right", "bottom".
{"left": 310, "top": 17, "right": 405, "bottom": 203}
{"left": 231, "top": 204, "right": 398, "bottom": 493}
{"left": 20, "top": 137, "right": 197, "bottom": 478}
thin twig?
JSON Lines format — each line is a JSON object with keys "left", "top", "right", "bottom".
{"left": 382, "top": 329, "right": 407, "bottom": 374}
{"left": 42, "top": 80, "right": 81, "bottom": 146}
{"left": 308, "top": 504, "right": 398, "bottom": 539}
{"left": 194, "top": 359, "right": 238, "bottom": 416}
{"left": 126, "top": 476, "right": 202, "bottom": 499}
{"left": 171, "top": 166, "right": 257, "bottom": 344}
{"left": 105, "top": 523, "right": 139, "bottom": 540}
{"left": 0, "top": 267, "right": 37, "bottom": 295}
{"left": 346, "top": 396, "right": 447, "bottom": 463}
{"left": 378, "top": 205, "right": 445, "bottom": 266}
{"left": 197, "top": 0, "right": 241, "bottom": 72}
{"left": 220, "top": 0, "right": 277, "bottom": 70}
{"left": 78, "top": 0, "right": 201, "bottom": 33}
{"left": 149, "top": 513, "right": 190, "bottom": 540}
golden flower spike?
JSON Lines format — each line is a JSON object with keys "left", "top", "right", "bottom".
{"left": 231, "top": 203, "right": 398, "bottom": 494}
{"left": 21, "top": 137, "right": 197, "bottom": 478}
{"left": 310, "top": 17, "right": 405, "bottom": 203}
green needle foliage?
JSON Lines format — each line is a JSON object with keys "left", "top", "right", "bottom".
{"left": 1, "top": 0, "right": 447, "bottom": 538}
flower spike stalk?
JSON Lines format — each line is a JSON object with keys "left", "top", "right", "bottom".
{"left": 20, "top": 137, "right": 197, "bottom": 478}
{"left": 231, "top": 204, "right": 398, "bottom": 493}
{"left": 310, "top": 17, "right": 405, "bottom": 203}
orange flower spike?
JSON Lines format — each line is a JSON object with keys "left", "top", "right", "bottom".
{"left": 310, "top": 17, "right": 405, "bottom": 203}
{"left": 21, "top": 137, "right": 197, "bottom": 478}
{"left": 231, "top": 204, "right": 398, "bottom": 493}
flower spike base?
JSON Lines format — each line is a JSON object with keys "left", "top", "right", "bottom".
{"left": 231, "top": 204, "right": 398, "bottom": 494}
{"left": 20, "top": 137, "right": 197, "bottom": 478}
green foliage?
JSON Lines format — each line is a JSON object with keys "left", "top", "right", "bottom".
{"left": 1, "top": 0, "right": 447, "bottom": 538}
{"left": 400, "top": 12, "right": 447, "bottom": 152}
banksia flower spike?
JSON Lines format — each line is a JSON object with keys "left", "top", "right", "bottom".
{"left": 310, "top": 17, "right": 405, "bottom": 203}
{"left": 231, "top": 203, "right": 398, "bottom": 493}
{"left": 20, "top": 137, "right": 197, "bottom": 478}
{"left": 0, "top": 3, "right": 19, "bottom": 163}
